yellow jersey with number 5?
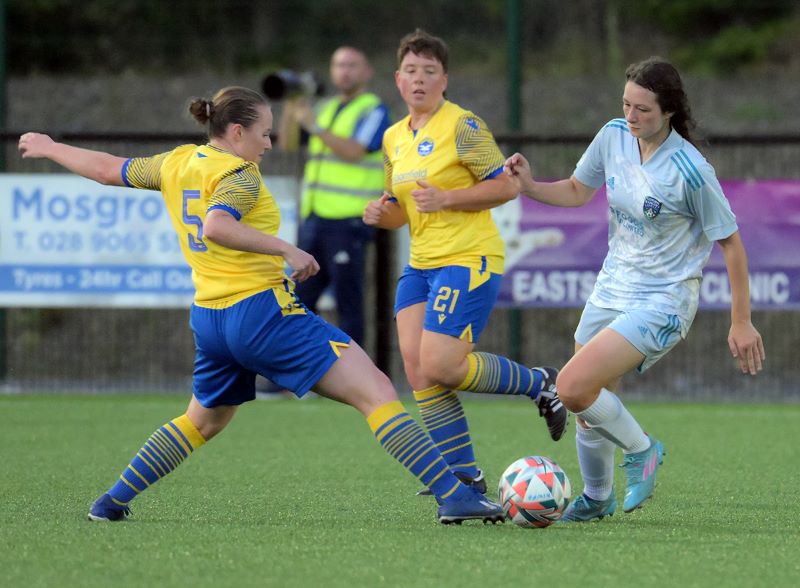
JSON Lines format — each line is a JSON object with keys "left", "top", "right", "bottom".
{"left": 122, "top": 144, "right": 286, "bottom": 308}
{"left": 383, "top": 100, "right": 506, "bottom": 274}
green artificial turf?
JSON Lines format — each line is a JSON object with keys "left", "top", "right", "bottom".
{"left": 2, "top": 395, "right": 798, "bottom": 588}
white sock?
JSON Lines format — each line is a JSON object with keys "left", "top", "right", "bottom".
{"left": 576, "top": 423, "right": 615, "bottom": 501}
{"left": 577, "top": 388, "right": 650, "bottom": 454}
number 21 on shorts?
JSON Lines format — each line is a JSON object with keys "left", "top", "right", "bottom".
{"left": 433, "top": 287, "right": 460, "bottom": 315}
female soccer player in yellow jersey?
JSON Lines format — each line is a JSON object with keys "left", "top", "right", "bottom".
{"left": 363, "top": 30, "right": 568, "bottom": 498}
{"left": 18, "top": 86, "right": 505, "bottom": 525}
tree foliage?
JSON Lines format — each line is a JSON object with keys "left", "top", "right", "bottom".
{"left": 629, "top": 0, "right": 797, "bottom": 73}
{"left": 8, "top": 0, "right": 799, "bottom": 76}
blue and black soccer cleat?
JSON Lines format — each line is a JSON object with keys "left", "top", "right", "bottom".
{"left": 559, "top": 492, "right": 617, "bottom": 522}
{"left": 417, "top": 468, "right": 487, "bottom": 497}
{"left": 532, "top": 367, "right": 568, "bottom": 441}
{"left": 437, "top": 487, "right": 505, "bottom": 525}
{"left": 87, "top": 493, "right": 130, "bottom": 522}
{"left": 621, "top": 437, "right": 665, "bottom": 512}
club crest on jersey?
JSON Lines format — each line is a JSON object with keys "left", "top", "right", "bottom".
{"left": 643, "top": 196, "right": 662, "bottom": 220}
{"left": 418, "top": 139, "right": 434, "bottom": 156}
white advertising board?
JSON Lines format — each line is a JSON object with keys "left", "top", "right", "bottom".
{"left": 0, "top": 174, "right": 299, "bottom": 307}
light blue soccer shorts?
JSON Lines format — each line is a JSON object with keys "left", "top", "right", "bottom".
{"left": 394, "top": 264, "right": 502, "bottom": 343}
{"left": 189, "top": 287, "right": 350, "bottom": 407}
{"left": 574, "top": 301, "right": 683, "bottom": 372}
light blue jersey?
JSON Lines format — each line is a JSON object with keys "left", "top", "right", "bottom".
{"left": 574, "top": 119, "right": 737, "bottom": 336}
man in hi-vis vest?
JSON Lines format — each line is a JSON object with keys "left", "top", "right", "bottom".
{"left": 282, "top": 46, "right": 390, "bottom": 345}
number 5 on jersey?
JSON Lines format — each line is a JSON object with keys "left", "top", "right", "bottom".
{"left": 182, "top": 189, "right": 208, "bottom": 252}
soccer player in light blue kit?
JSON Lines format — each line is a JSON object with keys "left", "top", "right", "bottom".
{"left": 505, "top": 57, "right": 765, "bottom": 521}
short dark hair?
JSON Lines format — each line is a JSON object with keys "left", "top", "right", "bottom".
{"left": 625, "top": 57, "right": 697, "bottom": 146}
{"left": 396, "top": 29, "right": 449, "bottom": 73}
{"left": 188, "top": 86, "right": 268, "bottom": 139}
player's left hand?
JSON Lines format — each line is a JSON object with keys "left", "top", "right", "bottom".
{"left": 728, "top": 320, "right": 765, "bottom": 375}
{"left": 411, "top": 180, "right": 448, "bottom": 213}
{"left": 284, "top": 245, "right": 320, "bottom": 283}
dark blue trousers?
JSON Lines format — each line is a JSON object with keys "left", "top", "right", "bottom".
{"left": 294, "top": 214, "right": 375, "bottom": 345}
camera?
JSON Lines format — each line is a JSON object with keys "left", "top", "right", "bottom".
{"left": 261, "top": 70, "right": 325, "bottom": 101}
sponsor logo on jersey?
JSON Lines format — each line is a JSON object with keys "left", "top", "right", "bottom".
{"left": 606, "top": 176, "right": 615, "bottom": 190}
{"left": 465, "top": 117, "right": 479, "bottom": 130}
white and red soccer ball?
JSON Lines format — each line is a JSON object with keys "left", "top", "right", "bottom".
{"left": 498, "top": 455, "right": 571, "bottom": 528}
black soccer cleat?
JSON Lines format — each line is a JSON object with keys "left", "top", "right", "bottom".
{"left": 532, "top": 367, "right": 568, "bottom": 441}
{"left": 417, "top": 468, "right": 487, "bottom": 497}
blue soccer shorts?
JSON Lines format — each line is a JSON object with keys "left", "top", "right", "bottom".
{"left": 189, "top": 287, "right": 350, "bottom": 407}
{"left": 394, "top": 264, "right": 502, "bottom": 343}
{"left": 574, "top": 301, "right": 683, "bottom": 372}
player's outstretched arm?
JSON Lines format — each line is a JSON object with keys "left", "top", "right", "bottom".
{"left": 18, "top": 132, "right": 127, "bottom": 186}
{"left": 717, "top": 231, "right": 765, "bottom": 375}
{"left": 204, "top": 209, "right": 319, "bottom": 282}
{"left": 504, "top": 152, "right": 596, "bottom": 208}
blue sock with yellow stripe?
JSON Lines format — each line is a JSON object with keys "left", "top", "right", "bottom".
{"left": 457, "top": 352, "right": 546, "bottom": 398}
{"left": 367, "top": 400, "right": 471, "bottom": 502}
{"left": 413, "top": 385, "right": 479, "bottom": 479}
{"left": 107, "top": 414, "right": 207, "bottom": 506}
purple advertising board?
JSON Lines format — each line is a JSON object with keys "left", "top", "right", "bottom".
{"left": 495, "top": 180, "right": 800, "bottom": 310}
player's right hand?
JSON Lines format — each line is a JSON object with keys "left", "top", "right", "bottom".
{"left": 728, "top": 321, "right": 766, "bottom": 376}
{"left": 363, "top": 192, "right": 395, "bottom": 226}
{"left": 284, "top": 246, "right": 320, "bottom": 283}
{"left": 18, "top": 132, "right": 55, "bottom": 159}
{"left": 504, "top": 152, "right": 532, "bottom": 178}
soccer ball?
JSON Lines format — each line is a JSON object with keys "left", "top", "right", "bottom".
{"left": 498, "top": 456, "right": 571, "bottom": 528}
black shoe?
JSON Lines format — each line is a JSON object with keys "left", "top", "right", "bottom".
{"left": 416, "top": 468, "right": 487, "bottom": 497}
{"left": 533, "top": 367, "right": 568, "bottom": 441}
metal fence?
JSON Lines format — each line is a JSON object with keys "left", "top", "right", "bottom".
{"left": 2, "top": 132, "right": 798, "bottom": 401}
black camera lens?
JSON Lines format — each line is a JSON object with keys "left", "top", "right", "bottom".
{"left": 262, "top": 72, "right": 292, "bottom": 100}
{"left": 261, "top": 70, "right": 324, "bottom": 101}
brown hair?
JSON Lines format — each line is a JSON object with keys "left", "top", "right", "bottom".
{"left": 625, "top": 57, "right": 697, "bottom": 146}
{"left": 396, "top": 29, "right": 449, "bottom": 73}
{"left": 188, "top": 86, "right": 267, "bottom": 138}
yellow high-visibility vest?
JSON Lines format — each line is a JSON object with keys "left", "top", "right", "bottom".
{"left": 302, "top": 92, "right": 385, "bottom": 219}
